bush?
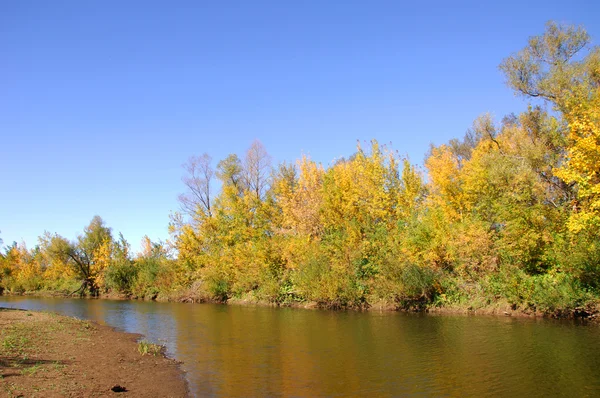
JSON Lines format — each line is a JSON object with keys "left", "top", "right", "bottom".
{"left": 42, "top": 277, "right": 82, "bottom": 295}
{"left": 290, "top": 255, "right": 327, "bottom": 302}
{"left": 131, "top": 258, "right": 163, "bottom": 298}
{"left": 105, "top": 262, "right": 138, "bottom": 294}
{"left": 529, "top": 273, "right": 590, "bottom": 315}
{"left": 485, "top": 265, "right": 534, "bottom": 308}
{"left": 395, "top": 264, "right": 440, "bottom": 310}
{"left": 205, "top": 272, "right": 230, "bottom": 302}
{"left": 557, "top": 233, "right": 600, "bottom": 290}
{"left": 485, "top": 265, "right": 593, "bottom": 315}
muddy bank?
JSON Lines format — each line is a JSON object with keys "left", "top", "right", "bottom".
{"left": 0, "top": 308, "right": 189, "bottom": 397}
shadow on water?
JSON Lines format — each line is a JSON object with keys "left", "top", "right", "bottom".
{"left": 1, "top": 296, "right": 599, "bottom": 397}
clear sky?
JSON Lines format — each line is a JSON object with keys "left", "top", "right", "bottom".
{"left": 1, "top": 0, "right": 599, "bottom": 252}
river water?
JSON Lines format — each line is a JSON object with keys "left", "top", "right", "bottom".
{"left": 0, "top": 296, "right": 598, "bottom": 397}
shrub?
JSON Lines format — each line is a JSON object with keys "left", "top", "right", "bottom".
{"left": 105, "top": 262, "right": 138, "bottom": 294}
{"left": 395, "top": 264, "right": 440, "bottom": 310}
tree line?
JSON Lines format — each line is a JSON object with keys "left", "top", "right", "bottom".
{"left": 1, "top": 22, "right": 599, "bottom": 316}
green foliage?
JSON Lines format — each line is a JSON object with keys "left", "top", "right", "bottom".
{"left": 42, "top": 278, "right": 82, "bottom": 295}
{"left": 377, "top": 260, "right": 441, "bottom": 311}
{"left": 529, "top": 273, "right": 589, "bottom": 315}
{"left": 131, "top": 257, "right": 164, "bottom": 298}
{"left": 397, "top": 264, "right": 440, "bottom": 307}
{"left": 202, "top": 267, "right": 231, "bottom": 302}
{"left": 556, "top": 232, "right": 600, "bottom": 290}
{"left": 105, "top": 261, "right": 138, "bottom": 294}
{"left": 485, "top": 266, "right": 591, "bottom": 315}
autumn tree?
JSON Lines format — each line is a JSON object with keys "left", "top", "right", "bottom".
{"left": 276, "top": 156, "right": 324, "bottom": 237}
{"left": 555, "top": 75, "right": 600, "bottom": 233}
{"left": 38, "top": 231, "right": 76, "bottom": 289}
{"left": 46, "top": 216, "right": 114, "bottom": 296}
{"left": 500, "top": 21, "right": 600, "bottom": 234}
{"left": 0, "top": 242, "right": 42, "bottom": 292}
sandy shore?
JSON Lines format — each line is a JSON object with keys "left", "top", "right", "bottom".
{"left": 0, "top": 308, "right": 189, "bottom": 397}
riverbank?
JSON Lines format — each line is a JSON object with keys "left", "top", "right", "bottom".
{"left": 3, "top": 288, "right": 599, "bottom": 321}
{"left": 168, "top": 290, "right": 599, "bottom": 321}
{"left": 0, "top": 308, "right": 189, "bottom": 397}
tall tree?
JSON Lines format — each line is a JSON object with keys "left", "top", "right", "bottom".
{"left": 243, "top": 140, "right": 272, "bottom": 200}
{"left": 500, "top": 21, "right": 600, "bottom": 234}
{"left": 499, "top": 21, "right": 591, "bottom": 110}
{"left": 216, "top": 154, "right": 244, "bottom": 189}
{"left": 179, "top": 153, "right": 214, "bottom": 218}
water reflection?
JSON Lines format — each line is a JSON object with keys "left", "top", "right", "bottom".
{"left": 1, "top": 296, "right": 599, "bottom": 397}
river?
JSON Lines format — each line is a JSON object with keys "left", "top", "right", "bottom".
{"left": 0, "top": 296, "right": 598, "bottom": 396}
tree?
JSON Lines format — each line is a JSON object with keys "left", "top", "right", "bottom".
{"left": 0, "top": 242, "right": 39, "bottom": 292}
{"left": 276, "top": 156, "right": 324, "bottom": 237}
{"left": 397, "top": 159, "right": 425, "bottom": 222}
{"left": 499, "top": 21, "right": 591, "bottom": 110}
{"left": 216, "top": 154, "right": 244, "bottom": 189}
{"left": 243, "top": 140, "right": 272, "bottom": 200}
{"left": 46, "top": 216, "right": 114, "bottom": 296}
{"left": 500, "top": 21, "right": 600, "bottom": 234}
{"left": 555, "top": 87, "right": 600, "bottom": 233}
{"left": 38, "top": 231, "right": 76, "bottom": 287}
{"left": 139, "top": 235, "right": 170, "bottom": 259}
{"left": 425, "top": 143, "right": 465, "bottom": 222}
{"left": 179, "top": 153, "right": 214, "bottom": 219}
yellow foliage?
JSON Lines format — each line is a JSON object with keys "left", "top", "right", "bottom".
{"left": 43, "top": 257, "right": 75, "bottom": 281}
{"left": 555, "top": 88, "right": 600, "bottom": 233}
{"left": 425, "top": 145, "right": 466, "bottom": 222}
{"left": 2, "top": 244, "right": 42, "bottom": 291}
{"left": 397, "top": 159, "right": 425, "bottom": 220}
{"left": 91, "top": 239, "right": 113, "bottom": 289}
{"left": 277, "top": 156, "right": 324, "bottom": 237}
{"left": 322, "top": 141, "right": 398, "bottom": 231}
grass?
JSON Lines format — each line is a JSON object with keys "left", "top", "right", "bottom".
{"left": 137, "top": 340, "right": 164, "bottom": 356}
{"left": 21, "top": 363, "right": 42, "bottom": 376}
{"left": 2, "top": 328, "right": 31, "bottom": 355}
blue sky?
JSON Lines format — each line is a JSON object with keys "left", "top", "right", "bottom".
{"left": 1, "top": 0, "right": 599, "bottom": 252}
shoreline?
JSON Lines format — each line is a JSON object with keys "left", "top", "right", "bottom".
{"left": 3, "top": 290, "right": 597, "bottom": 322}
{"left": 228, "top": 296, "right": 599, "bottom": 322}
{"left": 0, "top": 307, "right": 189, "bottom": 397}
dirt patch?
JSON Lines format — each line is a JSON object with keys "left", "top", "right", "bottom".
{"left": 0, "top": 308, "right": 189, "bottom": 397}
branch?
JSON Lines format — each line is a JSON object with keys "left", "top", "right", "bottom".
{"left": 67, "top": 251, "right": 89, "bottom": 278}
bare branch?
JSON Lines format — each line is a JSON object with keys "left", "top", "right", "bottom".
{"left": 244, "top": 140, "right": 272, "bottom": 200}
{"left": 179, "top": 153, "right": 214, "bottom": 218}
